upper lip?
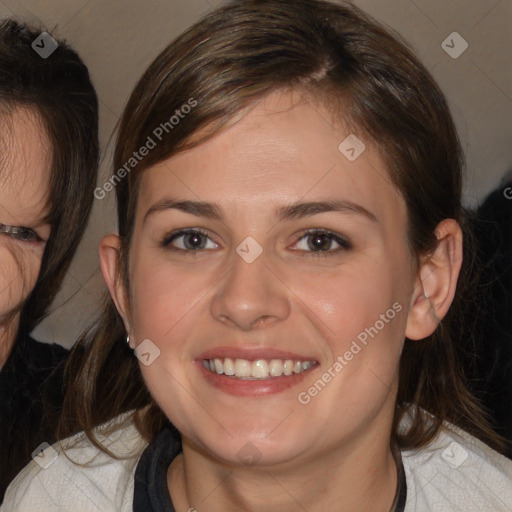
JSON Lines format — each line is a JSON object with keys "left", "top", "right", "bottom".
{"left": 197, "top": 346, "right": 317, "bottom": 362}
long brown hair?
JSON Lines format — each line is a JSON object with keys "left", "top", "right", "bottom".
{"left": 59, "top": 0, "right": 507, "bottom": 455}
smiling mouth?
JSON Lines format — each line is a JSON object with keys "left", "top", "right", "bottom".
{"left": 202, "top": 357, "right": 318, "bottom": 380}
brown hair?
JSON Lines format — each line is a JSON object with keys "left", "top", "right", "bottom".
{"left": 59, "top": 0, "right": 506, "bottom": 455}
{"left": 0, "top": 19, "right": 99, "bottom": 333}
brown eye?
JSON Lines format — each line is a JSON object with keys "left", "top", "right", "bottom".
{"left": 0, "top": 224, "right": 42, "bottom": 242}
{"left": 293, "top": 229, "right": 351, "bottom": 256}
{"left": 307, "top": 233, "right": 334, "bottom": 251}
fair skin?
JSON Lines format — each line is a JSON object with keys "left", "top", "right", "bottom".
{"left": 0, "top": 108, "right": 51, "bottom": 368}
{"left": 101, "top": 90, "right": 462, "bottom": 512}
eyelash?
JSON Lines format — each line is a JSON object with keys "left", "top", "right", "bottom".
{"left": 292, "top": 228, "right": 352, "bottom": 256}
{"left": 0, "top": 224, "right": 42, "bottom": 243}
{"left": 162, "top": 228, "right": 215, "bottom": 253}
{"left": 161, "top": 228, "right": 351, "bottom": 257}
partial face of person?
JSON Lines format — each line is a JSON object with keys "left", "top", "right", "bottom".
{"left": 123, "top": 90, "right": 418, "bottom": 466}
{"left": 0, "top": 108, "right": 51, "bottom": 326}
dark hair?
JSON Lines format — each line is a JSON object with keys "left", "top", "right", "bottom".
{"left": 59, "top": 0, "right": 506, "bottom": 455}
{"left": 0, "top": 18, "right": 99, "bottom": 333}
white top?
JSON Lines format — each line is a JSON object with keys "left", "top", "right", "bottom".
{"left": 2, "top": 414, "right": 511, "bottom": 511}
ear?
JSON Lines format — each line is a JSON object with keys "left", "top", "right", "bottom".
{"left": 405, "top": 219, "right": 463, "bottom": 341}
{"left": 99, "top": 234, "right": 134, "bottom": 348}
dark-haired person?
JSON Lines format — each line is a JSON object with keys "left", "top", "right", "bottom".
{"left": 0, "top": 19, "right": 98, "bottom": 501}
{"left": 3, "top": 1, "right": 512, "bottom": 511}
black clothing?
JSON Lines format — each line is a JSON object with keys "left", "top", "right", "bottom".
{"left": 134, "top": 426, "right": 181, "bottom": 512}
{"left": 469, "top": 181, "right": 512, "bottom": 451}
{"left": 133, "top": 427, "right": 407, "bottom": 512}
{"left": 0, "top": 331, "right": 68, "bottom": 503}
{"left": 391, "top": 449, "right": 407, "bottom": 512}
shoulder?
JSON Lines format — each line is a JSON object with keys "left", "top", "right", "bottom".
{"left": 1, "top": 413, "right": 147, "bottom": 512}
{"left": 0, "top": 336, "right": 67, "bottom": 426}
{"left": 3, "top": 335, "right": 68, "bottom": 380}
{"left": 0, "top": 336, "right": 67, "bottom": 424}
{"left": 402, "top": 421, "right": 512, "bottom": 511}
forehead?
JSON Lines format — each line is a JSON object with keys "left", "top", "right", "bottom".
{"left": 0, "top": 107, "right": 52, "bottom": 224}
{"left": 139, "top": 90, "right": 405, "bottom": 227}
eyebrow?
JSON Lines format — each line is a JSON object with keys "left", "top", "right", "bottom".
{"left": 143, "top": 198, "right": 377, "bottom": 224}
{"left": 275, "top": 200, "right": 377, "bottom": 223}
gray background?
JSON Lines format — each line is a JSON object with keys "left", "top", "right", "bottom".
{"left": 1, "top": 0, "right": 510, "bottom": 348}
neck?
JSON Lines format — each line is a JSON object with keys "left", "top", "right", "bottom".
{"left": 0, "top": 313, "right": 20, "bottom": 369}
{"left": 168, "top": 419, "right": 398, "bottom": 512}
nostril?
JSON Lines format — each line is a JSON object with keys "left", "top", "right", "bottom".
{"left": 252, "top": 315, "right": 270, "bottom": 329}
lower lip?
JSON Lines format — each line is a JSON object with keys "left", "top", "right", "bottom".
{"left": 196, "top": 361, "right": 318, "bottom": 396}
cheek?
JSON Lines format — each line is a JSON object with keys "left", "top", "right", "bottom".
{"left": 129, "top": 253, "right": 211, "bottom": 343}
{"left": 287, "top": 258, "right": 405, "bottom": 346}
{"left": 286, "top": 255, "right": 410, "bottom": 412}
{"left": 0, "top": 244, "right": 42, "bottom": 315}
{"left": 289, "top": 269, "right": 407, "bottom": 421}
{"left": 128, "top": 256, "right": 215, "bottom": 434}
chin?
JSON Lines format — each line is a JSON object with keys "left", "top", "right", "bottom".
{"left": 186, "top": 422, "right": 309, "bottom": 469}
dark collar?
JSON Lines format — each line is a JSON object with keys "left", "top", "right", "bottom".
{"left": 390, "top": 446, "right": 407, "bottom": 512}
{"left": 133, "top": 427, "right": 180, "bottom": 512}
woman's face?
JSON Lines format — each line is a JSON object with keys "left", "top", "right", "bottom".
{"left": 124, "top": 90, "right": 418, "bottom": 467}
{"left": 0, "top": 108, "right": 51, "bottom": 329}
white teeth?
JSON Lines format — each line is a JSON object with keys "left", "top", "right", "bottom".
{"left": 269, "top": 359, "right": 283, "bottom": 377}
{"left": 224, "top": 357, "right": 235, "bottom": 376}
{"left": 252, "top": 359, "right": 270, "bottom": 378}
{"left": 204, "top": 357, "right": 316, "bottom": 379}
{"left": 214, "top": 358, "right": 224, "bottom": 374}
{"left": 234, "top": 358, "right": 252, "bottom": 377}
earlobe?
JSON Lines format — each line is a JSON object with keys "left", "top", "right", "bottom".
{"left": 99, "top": 234, "right": 132, "bottom": 336}
{"left": 405, "top": 219, "right": 463, "bottom": 341}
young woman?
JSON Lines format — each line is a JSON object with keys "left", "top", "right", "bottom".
{"left": 3, "top": 1, "right": 511, "bottom": 511}
{"left": 0, "top": 19, "right": 98, "bottom": 501}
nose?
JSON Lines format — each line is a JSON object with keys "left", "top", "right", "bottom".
{"left": 210, "top": 253, "right": 291, "bottom": 331}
